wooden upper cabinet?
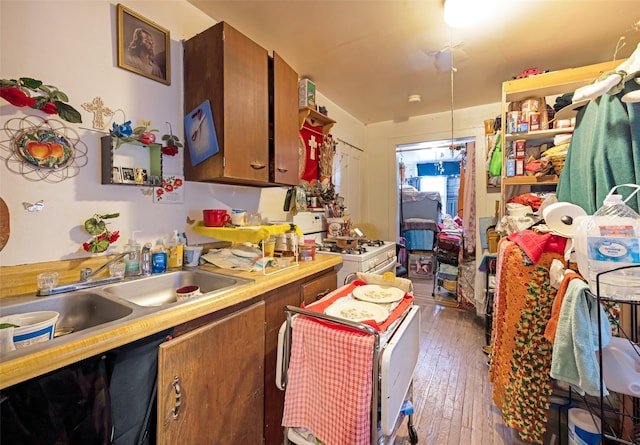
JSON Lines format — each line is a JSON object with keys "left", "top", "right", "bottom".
{"left": 184, "top": 22, "right": 270, "bottom": 185}
{"left": 270, "top": 52, "right": 300, "bottom": 186}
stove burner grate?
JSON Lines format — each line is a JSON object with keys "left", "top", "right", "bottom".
{"left": 316, "top": 243, "right": 368, "bottom": 255}
{"left": 317, "top": 239, "right": 390, "bottom": 255}
{"left": 359, "top": 239, "right": 385, "bottom": 247}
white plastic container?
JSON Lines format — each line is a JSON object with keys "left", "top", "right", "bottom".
{"left": 574, "top": 186, "right": 640, "bottom": 300}
{"left": 0, "top": 311, "right": 59, "bottom": 349}
{"left": 568, "top": 408, "right": 601, "bottom": 445}
{"left": 600, "top": 336, "right": 640, "bottom": 397}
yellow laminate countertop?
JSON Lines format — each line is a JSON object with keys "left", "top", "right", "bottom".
{"left": 0, "top": 254, "right": 341, "bottom": 389}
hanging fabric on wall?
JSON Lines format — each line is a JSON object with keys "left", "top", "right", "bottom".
{"left": 299, "top": 121, "right": 322, "bottom": 182}
{"left": 457, "top": 158, "right": 465, "bottom": 217}
{"left": 462, "top": 141, "right": 476, "bottom": 254}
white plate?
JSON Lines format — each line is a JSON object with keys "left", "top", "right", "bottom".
{"left": 352, "top": 285, "right": 405, "bottom": 303}
{"left": 230, "top": 246, "right": 261, "bottom": 258}
{"left": 325, "top": 300, "right": 389, "bottom": 323}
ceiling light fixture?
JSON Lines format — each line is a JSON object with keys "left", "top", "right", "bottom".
{"left": 408, "top": 94, "right": 421, "bottom": 103}
{"left": 444, "top": 0, "right": 495, "bottom": 28}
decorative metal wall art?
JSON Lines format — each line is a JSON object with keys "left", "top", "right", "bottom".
{"left": 0, "top": 116, "right": 88, "bottom": 182}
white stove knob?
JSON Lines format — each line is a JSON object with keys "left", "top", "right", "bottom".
{"left": 368, "top": 260, "right": 376, "bottom": 269}
{"left": 387, "top": 250, "right": 394, "bottom": 259}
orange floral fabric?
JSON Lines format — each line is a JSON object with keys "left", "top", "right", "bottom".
{"left": 488, "top": 240, "right": 563, "bottom": 444}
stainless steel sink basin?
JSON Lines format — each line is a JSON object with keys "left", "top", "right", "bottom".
{"left": 0, "top": 292, "right": 133, "bottom": 335}
{"left": 102, "top": 270, "right": 253, "bottom": 307}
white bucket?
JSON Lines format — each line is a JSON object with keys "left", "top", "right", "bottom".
{"left": 0, "top": 311, "right": 59, "bottom": 349}
{"left": 568, "top": 408, "right": 601, "bottom": 445}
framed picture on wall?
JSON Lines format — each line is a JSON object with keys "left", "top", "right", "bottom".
{"left": 117, "top": 4, "right": 170, "bottom": 85}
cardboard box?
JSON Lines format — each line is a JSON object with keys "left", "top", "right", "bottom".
{"left": 515, "top": 157, "right": 525, "bottom": 176}
{"left": 298, "top": 78, "right": 316, "bottom": 109}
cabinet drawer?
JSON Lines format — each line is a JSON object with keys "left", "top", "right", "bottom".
{"left": 300, "top": 271, "right": 337, "bottom": 305}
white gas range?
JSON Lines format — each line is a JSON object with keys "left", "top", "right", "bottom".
{"left": 291, "top": 212, "right": 397, "bottom": 285}
{"left": 317, "top": 239, "right": 398, "bottom": 286}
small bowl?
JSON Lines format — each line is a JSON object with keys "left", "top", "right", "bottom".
{"left": 176, "top": 285, "right": 202, "bottom": 301}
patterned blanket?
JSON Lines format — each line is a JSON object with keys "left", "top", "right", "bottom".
{"left": 488, "top": 240, "right": 563, "bottom": 444}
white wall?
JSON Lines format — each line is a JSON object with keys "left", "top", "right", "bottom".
{"left": 0, "top": 1, "right": 236, "bottom": 266}
{"left": 0, "top": 0, "right": 500, "bottom": 268}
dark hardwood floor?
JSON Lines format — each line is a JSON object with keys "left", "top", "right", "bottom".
{"left": 391, "top": 278, "right": 521, "bottom": 445}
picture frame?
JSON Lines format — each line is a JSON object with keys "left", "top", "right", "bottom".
{"left": 408, "top": 253, "right": 434, "bottom": 279}
{"left": 120, "top": 167, "right": 135, "bottom": 183}
{"left": 111, "top": 166, "right": 123, "bottom": 184}
{"left": 117, "top": 4, "right": 170, "bottom": 85}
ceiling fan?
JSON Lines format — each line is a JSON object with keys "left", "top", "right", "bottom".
{"left": 425, "top": 43, "right": 469, "bottom": 73}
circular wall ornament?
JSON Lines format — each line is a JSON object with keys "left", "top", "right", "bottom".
{"left": 0, "top": 116, "right": 88, "bottom": 182}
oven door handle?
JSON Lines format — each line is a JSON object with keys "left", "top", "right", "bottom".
{"left": 344, "top": 272, "right": 358, "bottom": 285}
{"left": 371, "top": 256, "right": 397, "bottom": 275}
{"left": 343, "top": 256, "right": 398, "bottom": 285}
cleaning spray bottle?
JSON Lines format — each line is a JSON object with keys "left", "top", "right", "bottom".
{"left": 167, "top": 230, "right": 183, "bottom": 270}
{"left": 123, "top": 231, "right": 141, "bottom": 277}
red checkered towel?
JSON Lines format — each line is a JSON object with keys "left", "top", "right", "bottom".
{"left": 281, "top": 315, "right": 375, "bottom": 445}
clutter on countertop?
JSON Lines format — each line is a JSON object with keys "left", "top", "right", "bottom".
{"left": 200, "top": 246, "right": 274, "bottom": 272}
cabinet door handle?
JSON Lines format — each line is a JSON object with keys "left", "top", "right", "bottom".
{"left": 316, "top": 288, "right": 331, "bottom": 300}
{"left": 171, "top": 376, "right": 182, "bottom": 419}
{"left": 277, "top": 167, "right": 289, "bottom": 173}
{"left": 250, "top": 161, "right": 266, "bottom": 169}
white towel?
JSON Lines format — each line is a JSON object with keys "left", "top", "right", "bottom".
{"left": 550, "top": 278, "right": 612, "bottom": 396}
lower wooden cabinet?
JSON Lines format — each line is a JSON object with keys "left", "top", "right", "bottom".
{"left": 157, "top": 301, "right": 265, "bottom": 444}
{"left": 157, "top": 268, "right": 336, "bottom": 445}
{"left": 301, "top": 270, "right": 337, "bottom": 305}
{"left": 263, "top": 270, "right": 337, "bottom": 445}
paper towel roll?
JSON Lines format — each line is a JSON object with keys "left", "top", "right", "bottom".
{"left": 542, "top": 202, "right": 588, "bottom": 238}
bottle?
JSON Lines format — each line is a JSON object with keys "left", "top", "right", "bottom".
{"left": 151, "top": 238, "right": 167, "bottom": 274}
{"left": 167, "top": 230, "right": 183, "bottom": 270}
{"left": 140, "top": 242, "right": 152, "bottom": 276}
{"left": 580, "top": 193, "right": 640, "bottom": 299}
{"left": 123, "top": 231, "right": 141, "bottom": 277}
{"left": 283, "top": 224, "right": 297, "bottom": 257}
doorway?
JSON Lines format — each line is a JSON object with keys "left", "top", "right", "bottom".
{"left": 396, "top": 136, "right": 472, "bottom": 222}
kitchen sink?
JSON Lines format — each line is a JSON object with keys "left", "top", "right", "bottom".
{"left": 0, "top": 291, "right": 134, "bottom": 335}
{"left": 102, "top": 269, "right": 254, "bottom": 307}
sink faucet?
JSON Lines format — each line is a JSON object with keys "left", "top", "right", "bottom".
{"left": 36, "top": 251, "right": 133, "bottom": 296}
{"left": 80, "top": 251, "right": 134, "bottom": 281}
